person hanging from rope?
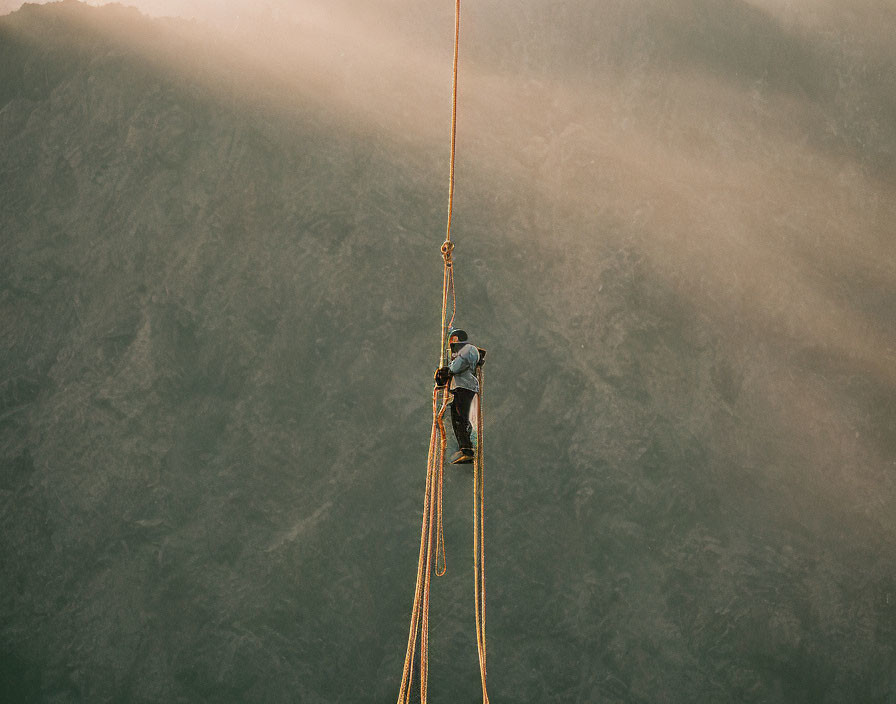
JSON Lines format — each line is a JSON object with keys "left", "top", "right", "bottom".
{"left": 434, "top": 326, "right": 481, "bottom": 465}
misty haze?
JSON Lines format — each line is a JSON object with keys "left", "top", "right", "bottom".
{"left": 1, "top": 0, "right": 894, "bottom": 702}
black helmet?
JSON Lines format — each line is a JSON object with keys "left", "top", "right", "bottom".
{"left": 447, "top": 327, "right": 468, "bottom": 344}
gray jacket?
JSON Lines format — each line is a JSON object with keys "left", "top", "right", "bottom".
{"left": 449, "top": 343, "right": 480, "bottom": 393}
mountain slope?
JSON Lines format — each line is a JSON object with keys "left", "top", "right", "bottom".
{"left": 1, "top": 2, "right": 895, "bottom": 702}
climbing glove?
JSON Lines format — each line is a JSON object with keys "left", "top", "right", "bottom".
{"left": 434, "top": 366, "right": 451, "bottom": 387}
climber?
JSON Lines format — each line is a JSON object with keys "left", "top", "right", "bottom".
{"left": 434, "top": 326, "right": 481, "bottom": 464}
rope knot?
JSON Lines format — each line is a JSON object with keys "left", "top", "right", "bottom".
{"left": 441, "top": 240, "right": 455, "bottom": 266}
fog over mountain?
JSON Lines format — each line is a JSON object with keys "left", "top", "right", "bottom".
{"left": 1, "top": 1, "right": 895, "bottom": 702}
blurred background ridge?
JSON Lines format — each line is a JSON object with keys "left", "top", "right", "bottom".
{"left": 1, "top": 1, "right": 894, "bottom": 701}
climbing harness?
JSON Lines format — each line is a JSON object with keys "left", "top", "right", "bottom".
{"left": 396, "top": 2, "right": 490, "bottom": 702}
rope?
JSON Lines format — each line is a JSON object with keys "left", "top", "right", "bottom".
{"left": 447, "top": 258, "right": 457, "bottom": 333}
{"left": 440, "top": 242, "right": 455, "bottom": 365}
{"left": 397, "top": 387, "right": 449, "bottom": 704}
{"left": 445, "top": 0, "right": 460, "bottom": 247}
{"left": 473, "top": 367, "right": 489, "bottom": 701}
{"left": 442, "top": 0, "right": 460, "bottom": 338}
{"left": 395, "top": 389, "right": 436, "bottom": 702}
{"left": 397, "top": 2, "right": 491, "bottom": 702}
{"left": 419, "top": 391, "right": 447, "bottom": 703}
{"left": 435, "top": 396, "right": 448, "bottom": 577}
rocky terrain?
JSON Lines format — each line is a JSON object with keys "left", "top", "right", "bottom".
{"left": 1, "top": 1, "right": 895, "bottom": 702}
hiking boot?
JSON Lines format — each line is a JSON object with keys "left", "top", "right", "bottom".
{"left": 450, "top": 450, "right": 474, "bottom": 465}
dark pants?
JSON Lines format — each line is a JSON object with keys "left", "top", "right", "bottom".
{"left": 450, "top": 388, "right": 476, "bottom": 453}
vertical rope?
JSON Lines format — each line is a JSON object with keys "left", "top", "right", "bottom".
{"left": 397, "top": 388, "right": 450, "bottom": 704}
{"left": 447, "top": 263, "right": 457, "bottom": 333}
{"left": 435, "top": 394, "right": 448, "bottom": 577}
{"left": 419, "top": 414, "right": 439, "bottom": 704}
{"left": 397, "top": 390, "right": 439, "bottom": 704}
{"left": 440, "top": 0, "right": 461, "bottom": 363}
{"left": 473, "top": 367, "right": 489, "bottom": 702}
{"left": 445, "top": 0, "right": 461, "bottom": 246}
{"left": 438, "top": 254, "right": 452, "bottom": 366}
{"left": 398, "top": 2, "right": 480, "bottom": 702}
{"left": 422, "top": 391, "right": 449, "bottom": 702}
